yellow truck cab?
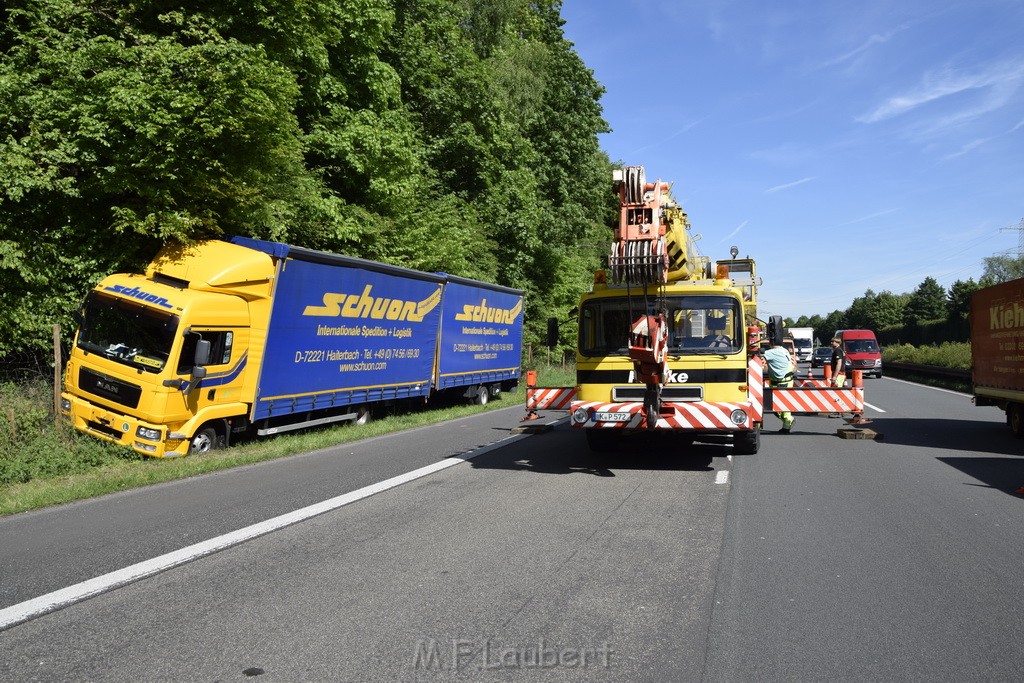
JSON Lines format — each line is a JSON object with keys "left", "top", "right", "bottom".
{"left": 62, "top": 241, "right": 274, "bottom": 456}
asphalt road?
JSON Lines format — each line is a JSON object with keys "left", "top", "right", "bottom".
{"left": 1, "top": 375, "right": 1023, "bottom": 681}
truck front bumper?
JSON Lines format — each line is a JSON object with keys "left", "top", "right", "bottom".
{"left": 569, "top": 400, "right": 756, "bottom": 431}
{"left": 61, "top": 393, "right": 188, "bottom": 457}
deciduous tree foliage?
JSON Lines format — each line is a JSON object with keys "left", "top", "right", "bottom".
{"left": 982, "top": 254, "right": 1024, "bottom": 284}
{"left": 0, "top": 0, "right": 612, "bottom": 355}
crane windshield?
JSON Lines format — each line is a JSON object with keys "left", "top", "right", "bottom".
{"left": 579, "top": 294, "right": 742, "bottom": 356}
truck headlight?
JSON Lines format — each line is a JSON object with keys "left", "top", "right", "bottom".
{"left": 572, "top": 407, "right": 590, "bottom": 425}
{"left": 730, "top": 409, "right": 747, "bottom": 425}
{"left": 136, "top": 426, "right": 161, "bottom": 441}
{"left": 60, "top": 398, "right": 71, "bottom": 414}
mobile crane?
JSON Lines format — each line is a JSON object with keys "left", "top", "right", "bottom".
{"left": 531, "top": 166, "right": 863, "bottom": 455}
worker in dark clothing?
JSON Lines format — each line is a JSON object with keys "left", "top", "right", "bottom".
{"left": 830, "top": 337, "right": 847, "bottom": 388}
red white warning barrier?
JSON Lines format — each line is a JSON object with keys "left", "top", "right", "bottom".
{"left": 524, "top": 358, "right": 863, "bottom": 429}
{"left": 526, "top": 386, "right": 577, "bottom": 411}
{"left": 768, "top": 385, "right": 864, "bottom": 414}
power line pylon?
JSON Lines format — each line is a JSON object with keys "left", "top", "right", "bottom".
{"left": 1001, "top": 218, "right": 1024, "bottom": 257}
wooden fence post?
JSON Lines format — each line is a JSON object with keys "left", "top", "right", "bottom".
{"left": 53, "top": 324, "right": 61, "bottom": 428}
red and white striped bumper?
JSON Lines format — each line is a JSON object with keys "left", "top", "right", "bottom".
{"left": 568, "top": 399, "right": 757, "bottom": 430}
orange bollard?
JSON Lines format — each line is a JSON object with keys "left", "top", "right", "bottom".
{"left": 523, "top": 370, "right": 540, "bottom": 421}
{"left": 824, "top": 364, "right": 832, "bottom": 381}
{"left": 848, "top": 370, "right": 869, "bottom": 424}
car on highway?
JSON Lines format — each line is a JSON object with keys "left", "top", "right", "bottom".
{"left": 811, "top": 346, "right": 832, "bottom": 368}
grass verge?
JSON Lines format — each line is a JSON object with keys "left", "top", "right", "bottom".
{"left": 0, "top": 364, "right": 576, "bottom": 517}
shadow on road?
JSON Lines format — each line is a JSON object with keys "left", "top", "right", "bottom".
{"left": 855, "top": 416, "right": 1024, "bottom": 496}
{"left": 936, "top": 456, "right": 1024, "bottom": 496}
{"left": 869, "top": 416, "right": 1024, "bottom": 456}
{"left": 467, "top": 423, "right": 722, "bottom": 476}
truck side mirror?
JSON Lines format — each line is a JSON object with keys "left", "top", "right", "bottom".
{"left": 546, "top": 317, "right": 559, "bottom": 349}
{"left": 194, "top": 339, "right": 211, "bottom": 367}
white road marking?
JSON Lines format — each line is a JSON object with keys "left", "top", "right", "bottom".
{"left": 864, "top": 401, "right": 886, "bottom": 413}
{"left": 0, "top": 433, "right": 527, "bottom": 632}
{"left": 883, "top": 375, "right": 970, "bottom": 396}
{"left": 715, "top": 470, "right": 730, "bottom": 485}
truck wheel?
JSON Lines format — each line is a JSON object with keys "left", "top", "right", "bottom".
{"left": 474, "top": 385, "right": 489, "bottom": 406}
{"left": 189, "top": 426, "right": 221, "bottom": 455}
{"left": 354, "top": 406, "right": 371, "bottom": 426}
{"left": 1008, "top": 404, "right": 1024, "bottom": 438}
{"left": 733, "top": 428, "right": 760, "bottom": 455}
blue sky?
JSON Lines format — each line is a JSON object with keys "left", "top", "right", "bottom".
{"left": 559, "top": 0, "right": 1024, "bottom": 320}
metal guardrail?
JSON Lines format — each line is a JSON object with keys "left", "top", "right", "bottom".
{"left": 884, "top": 361, "right": 970, "bottom": 382}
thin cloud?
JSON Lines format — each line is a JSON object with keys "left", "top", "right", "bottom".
{"left": 628, "top": 116, "right": 705, "bottom": 154}
{"left": 723, "top": 219, "right": 749, "bottom": 242}
{"left": 859, "top": 59, "right": 1024, "bottom": 124}
{"left": 663, "top": 116, "right": 709, "bottom": 143}
{"left": 818, "top": 28, "right": 902, "bottom": 70}
{"left": 829, "top": 208, "right": 900, "bottom": 228}
{"left": 943, "top": 137, "right": 994, "bottom": 161}
{"left": 765, "top": 177, "right": 815, "bottom": 194}
{"left": 942, "top": 117, "right": 1024, "bottom": 160}
{"left": 812, "top": 9, "right": 953, "bottom": 73}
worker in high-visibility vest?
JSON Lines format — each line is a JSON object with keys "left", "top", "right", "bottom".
{"left": 764, "top": 338, "right": 796, "bottom": 434}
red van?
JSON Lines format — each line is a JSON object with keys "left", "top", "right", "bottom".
{"left": 838, "top": 329, "right": 882, "bottom": 378}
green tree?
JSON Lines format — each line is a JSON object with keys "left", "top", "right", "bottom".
{"left": 0, "top": 0, "right": 612, "bottom": 358}
{"left": 982, "top": 254, "right": 1024, "bottom": 283}
{"left": 821, "top": 310, "right": 846, "bottom": 341}
{"left": 870, "top": 290, "right": 909, "bottom": 329}
{"left": 845, "top": 290, "right": 876, "bottom": 330}
{"left": 0, "top": 1, "right": 324, "bottom": 353}
{"left": 947, "top": 278, "right": 981, "bottom": 322}
{"left": 903, "top": 276, "right": 947, "bottom": 326}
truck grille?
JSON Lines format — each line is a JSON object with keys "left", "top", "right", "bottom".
{"left": 612, "top": 386, "right": 704, "bottom": 402}
{"left": 78, "top": 367, "right": 142, "bottom": 409}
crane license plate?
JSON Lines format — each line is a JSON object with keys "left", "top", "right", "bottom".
{"left": 594, "top": 411, "right": 630, "bottom": 422}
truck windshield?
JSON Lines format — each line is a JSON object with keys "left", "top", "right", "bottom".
{"left": 76, "top": 292, "right": 179, "bottom": 373}
{"left": 579, "top": 294, "right": 741, "bottom": 356}
{"left": 794, "top": 338, "right": 813, "bottom": 349}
